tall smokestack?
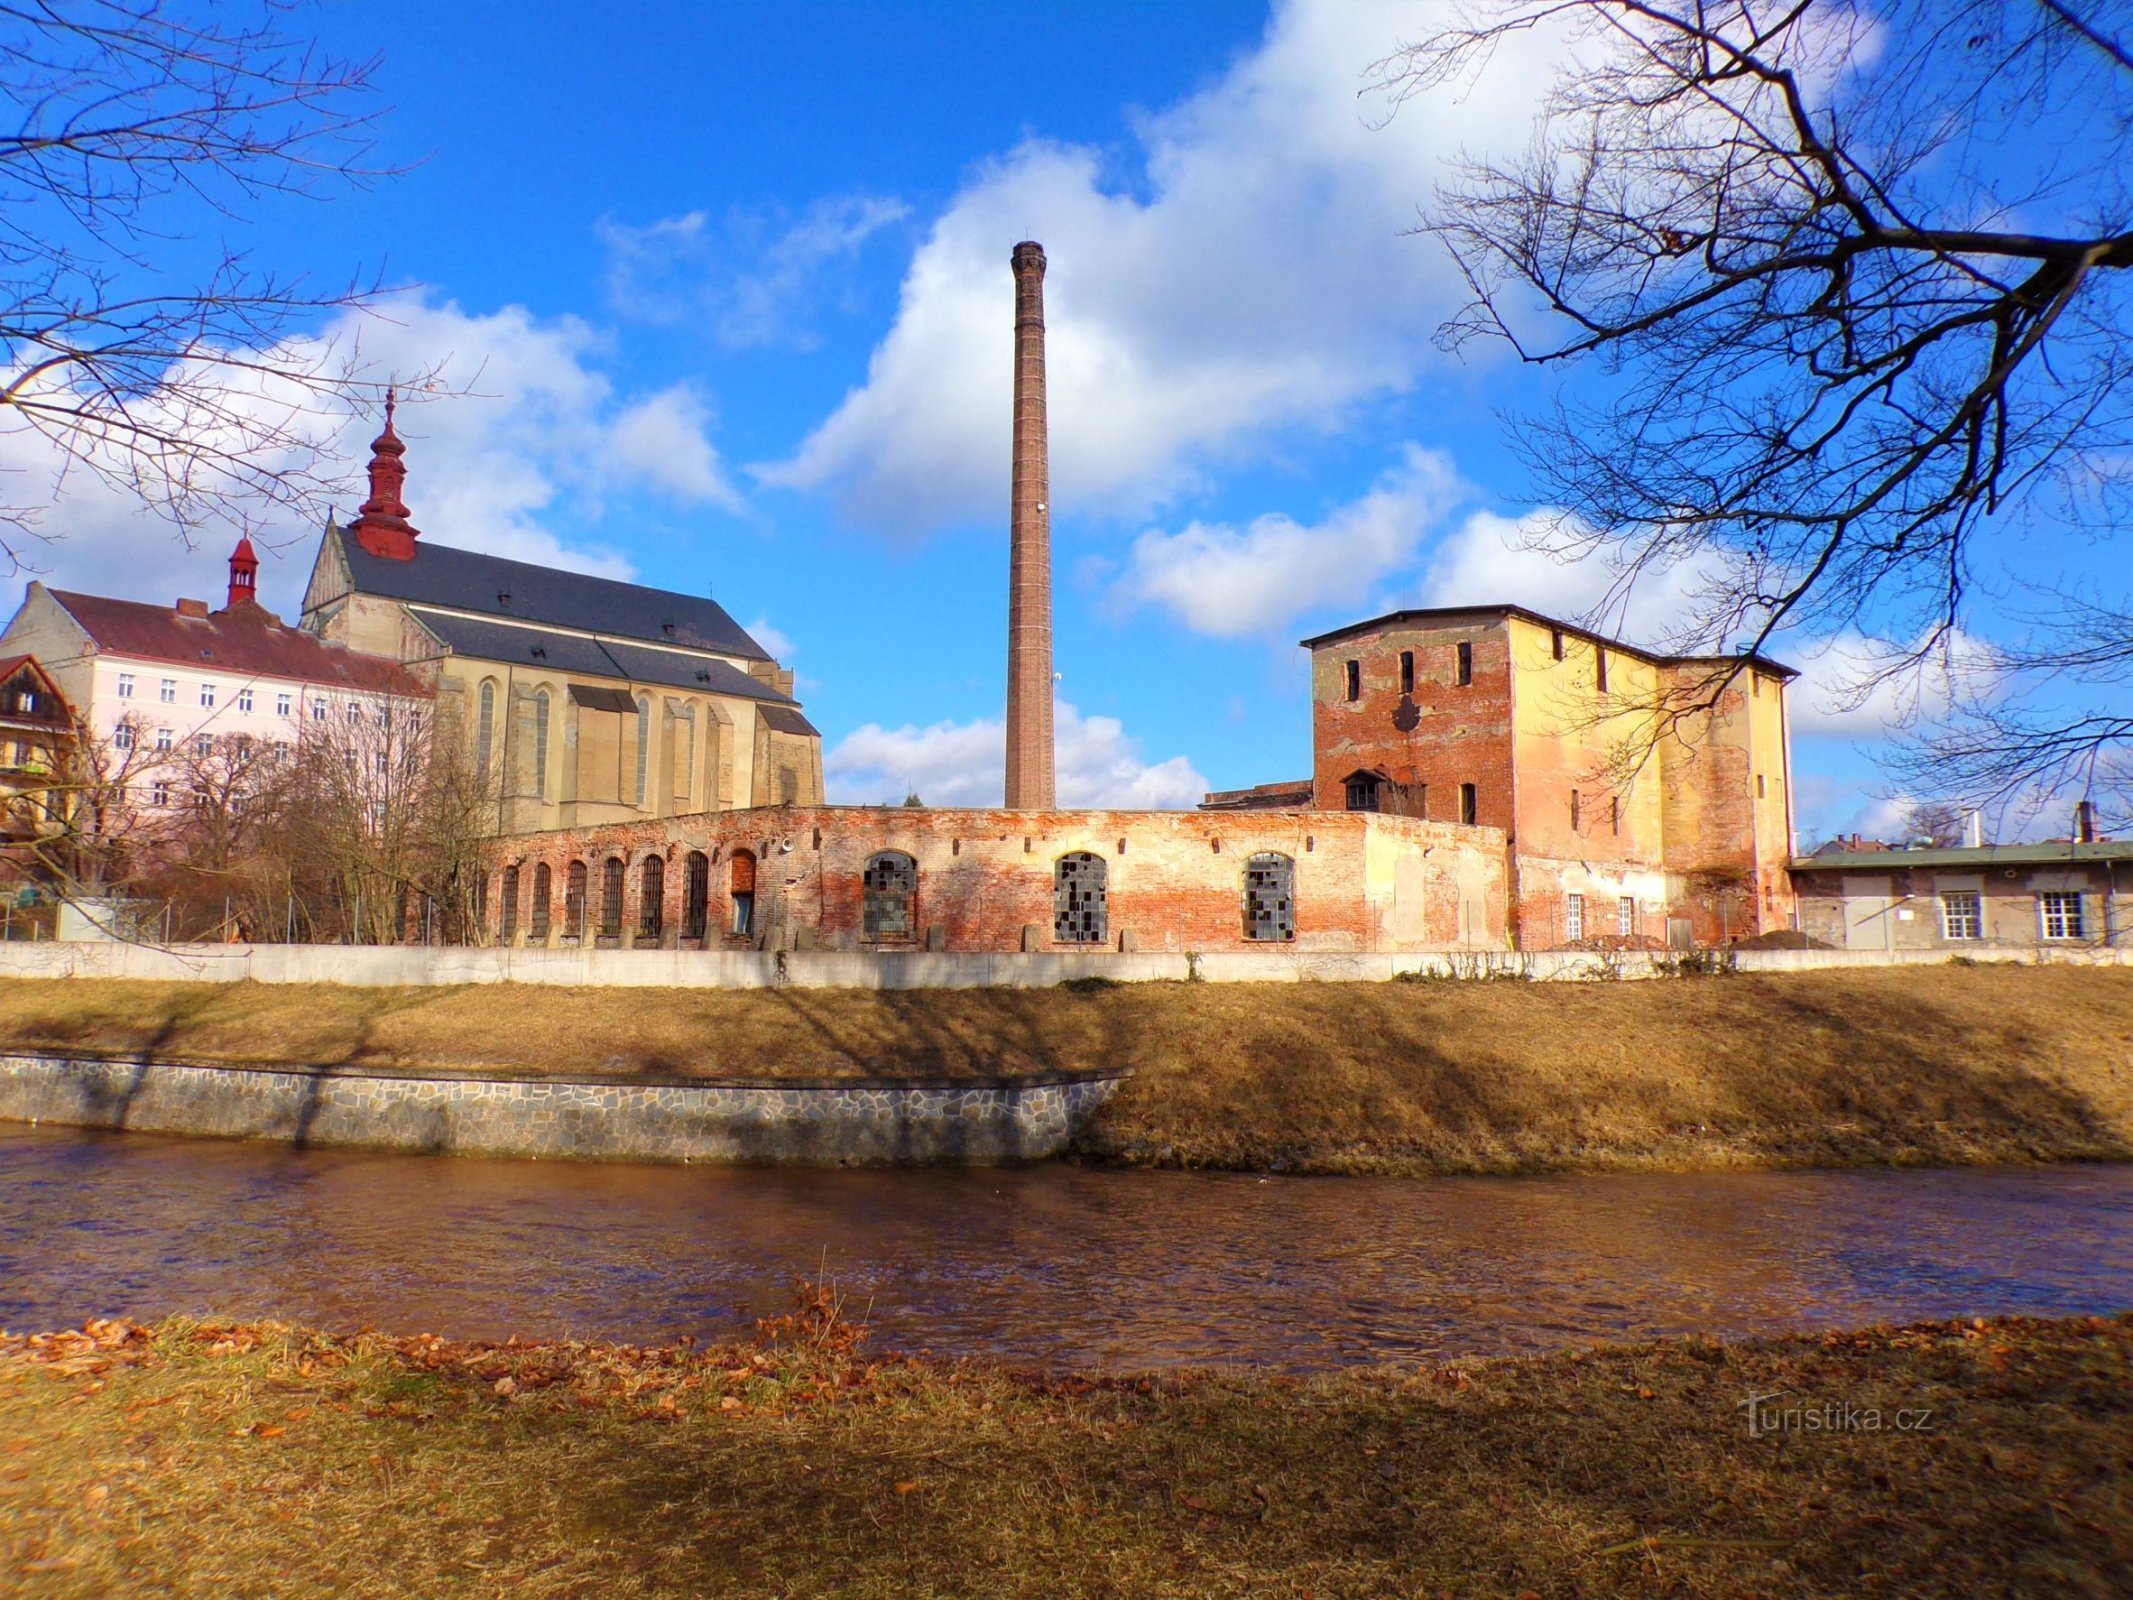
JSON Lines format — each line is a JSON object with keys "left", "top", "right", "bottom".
{"left": 1005, "top": 240, "right": 1055, "bottom": 809}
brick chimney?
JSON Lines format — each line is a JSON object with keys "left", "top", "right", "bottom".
{"left": 349, "top": 390, "right": 421, "bottom": 561}
{"left": 1004, "top": 241, "right": 1055, "bottom": 810}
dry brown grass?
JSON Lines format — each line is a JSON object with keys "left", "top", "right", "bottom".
{"left": 1, "top": 1310, "right": 2128, "bottom": 1598}
{"left": 1, "top": 966, "right": 2130, "bottom": 1175}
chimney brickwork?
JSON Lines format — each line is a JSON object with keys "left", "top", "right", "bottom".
{"left": 1005, "top": 241, "right": 1055, "bottom": 809}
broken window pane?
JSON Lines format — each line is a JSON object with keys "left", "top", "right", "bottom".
{"left": 1244, "top": 852, "right": 1295, "bottom": 941}
{"left": 862, "top": 850, "right": 917, "bottom": 939}
{"left": 1053, "top": 851, "right": 1108, "bottom": 944}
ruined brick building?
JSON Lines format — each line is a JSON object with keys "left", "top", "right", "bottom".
{"left": 471, "top": 238, "right": 1797, "bottom": 957}
{"left": 1301, "top": 606, "right": 1797, "bottom": 947}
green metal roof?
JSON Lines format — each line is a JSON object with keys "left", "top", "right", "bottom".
{"left": 1791, "top": 842, "right": 2133, "bottom": 872}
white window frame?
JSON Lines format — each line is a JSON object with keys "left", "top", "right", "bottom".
{"left": 113, "top": 724, "right": 135, "bottom": 751}
{"left": 1617, "top": 895, "right": 1636, "bottom": 938}
{"left": 237, "top": 687, "right": 254, "bottom": 713}
{"left": 2038, "top": 891, "right": 2086, "bottom": 941}
{"left": 154, "top": 727, "right": 173, "bottom": 751}
{"left": 276, "top": 692, "right": 293, "bottom": 718}
{"left": 116, "top": 672, "right": 135, "bottom": 700}
{"left": 1564, "top": 892, "right": 1584, "bottom": 942}
{"left": 1939, "top": 890, "right": 1982, "bottom": 942}
{"left": 199, "top": 683, "right": 215, "bottom": 708}
{"left": 158, "top": 678, "right": 176, "bottom": 704}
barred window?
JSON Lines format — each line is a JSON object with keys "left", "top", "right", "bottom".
{"left": 530, "top": 864, "right": 552, "bottom": 939}
{"left": 1243, "top": 853, "right": 1295, "bottom": 941}
{"left": 1054, "top": 852, "right": 1108, "bottom": 944}
{"left": 599, "top": 857, "right": 623, "bottom": 939}
{"left": 683, "top": 851, "right": 709, "bottom": 940}
{"left": 564, "top": 860, "right": 587, "bottom": 939}
{"left": 499, "top": 865, "right": 519, "bottom": 943}
{"left": 639, "top": 856, "right": 664, "bottom": 942}
{"left": 862, "top": 851, "right": 917, "bottom": 939}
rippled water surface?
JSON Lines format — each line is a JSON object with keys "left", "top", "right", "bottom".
{"left": 3, "top": 1124, "right": 2129, "bottom": 1369}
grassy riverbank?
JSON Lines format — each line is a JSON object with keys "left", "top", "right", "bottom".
{"left": 2, "top": 1309, "right": 2127, "bottom": 1597}
{"left": 2, "top": 965, "right": 2130, "bottom": 1175}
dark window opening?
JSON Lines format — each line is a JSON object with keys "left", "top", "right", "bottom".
{"left": 1343, "top": 771, "right": 1382, "bottom": 813}
{"left": 1344, "top": 659, "right": 1360, "bottom": 702}
{"left": 639, "top": 856, "right": 665, "bottom": 942}
{"left": 599, "top": 857, "right": 624, "bottom": 939}
{"left": 1455, "top": 641, "right": 1473, "bottom": 686}
{"left": 1054, "top": 852, "right": 1108, "bottom": 944}
{"left": 730, "top": 849, "right": 757, "bottom": 937}
{"left": 1596, "top": 648, "right": 1609, "bottom": 693}
{"left": 1551, "top": 628, "right": 1565, "bottom": 661}
{"left": 499, "top": 865, "right": 519, "bottom": 943}
{"left": 1399, "top": 650, "right": 1414, "bottom": 695}
{"left": 683, "top": 851, "right": 710, "bottom": 940}
{"left": 1756, "top": 773, "right": 1767, "bottom": 799}
{"left": 564, "top": 861, "right": 588, "bottom": 939}
{"left": 1611, "top": 795, "right": 1621, "bottom": 837}
{"left": 1459, "top": 783, "right": 1477, "bottom": 826}
{"left": 530, "top": 864, "right": 552, "bottom": 939}
{"left": 862, "top": 850, "right": 917, "bottom": 940}
{"left": 1244, "top": 853, "right": 1296, "bottom": 942}
{"left": 1571, "top": 789, "right": 1581, "bottom": 831}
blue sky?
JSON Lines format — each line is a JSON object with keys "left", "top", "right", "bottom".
{"left": 1, "top": 0, "right": 2038, "bottom": 842}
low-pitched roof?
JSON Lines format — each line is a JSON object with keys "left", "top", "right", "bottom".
{"left": 47, "top": 590, "right": 425, "bottom": 697}
{"left": 1791, "top": 842, "right": 2133, "bottom": 871}
{"left": 334, "top": 527, "right": 769, "bottom": 661}
{"left": 408, "top": 610, "right": 806, "bottom": 713}
{"left": 1298, "top": 604, "right": 1799, "bottom": 680}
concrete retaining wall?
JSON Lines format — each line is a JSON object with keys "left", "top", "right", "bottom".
{"left": 0, "top": 940, "right": 2127, "bottom": 989}
{"left": 0, "top": 1053, "right": 1122, "bottom": 1166}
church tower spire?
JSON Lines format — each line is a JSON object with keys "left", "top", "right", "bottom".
{"left": 349, "top": 389, "right": 421, "bottom": 560}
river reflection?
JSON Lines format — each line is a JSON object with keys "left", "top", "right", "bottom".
{"left": 2, "top": 1123, "right": 2129, "bottom": 1370}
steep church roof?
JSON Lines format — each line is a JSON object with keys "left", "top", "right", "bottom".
{"left": 409, "top": 609, "right": 808, "bottom": 725}
{"left": 330, "top": 525, "right": 771, "bottom": 662}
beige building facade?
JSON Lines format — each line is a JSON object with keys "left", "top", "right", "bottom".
{"left": 299, "top": 399, "right": 822, "bottom": 835}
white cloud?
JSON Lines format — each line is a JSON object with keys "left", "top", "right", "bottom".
{"left": 1116, "top": 444, "right": 1458, "bottom": 636}
{"left": 1419, "top": 506, "right": 1728, "bottom": 645}
{"left": 825, "top": 698, "right": 1208, "bottom": 808}
{"left": 609, "top": 387, "right": 744, "bottom": 509}
{"left": 760, "top": 0, "right": 1566, "bottom": 532}
{"left": 745, "top": 614, "right": 794, "bottom": 661}
{"left": 0, "top": 291, "right": 751, "bottom": 616}
{"left": 600, "top": 194, "right": 910, "bottom": 350}
{"left": 1785, "top": 629, "right": 1987, "bottom": 739}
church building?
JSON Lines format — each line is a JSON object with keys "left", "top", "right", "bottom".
{"left": 300, "top": 398, "right": 822, "bottom": 835}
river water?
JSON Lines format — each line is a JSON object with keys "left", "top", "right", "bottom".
{"left": 3, "top": 1123, "right": 2129, "bottom": 1370}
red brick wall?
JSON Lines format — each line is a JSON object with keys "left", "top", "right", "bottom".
{"left": 486, "top": 806, "right": 1508, "bottom": 954}
{"left": 1310, "top": 616, "right": 1515, "bottom": 827}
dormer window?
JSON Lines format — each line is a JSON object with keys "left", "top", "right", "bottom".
{"left": 662, "top": 621, "right": 677, "bottom": 638}
{"left": 497, "top": 592, "right": 511, "bottom": 607}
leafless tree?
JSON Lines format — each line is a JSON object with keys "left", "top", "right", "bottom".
{"left": 1372, "top": 1, "right": 2133, "bottom": 822}
{"left": 250, "top": 694, "right": 496, "bottom": 944}
{"left": 1, "top": 0, "right": 432, "bottom": 571}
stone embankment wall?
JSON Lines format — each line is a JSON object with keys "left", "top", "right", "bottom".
{"left": 0, "top": 1053, "right": 1121, "bottom": 1166}
{"left": 0, "top": 940, "right": 2126, "bottom": 989}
